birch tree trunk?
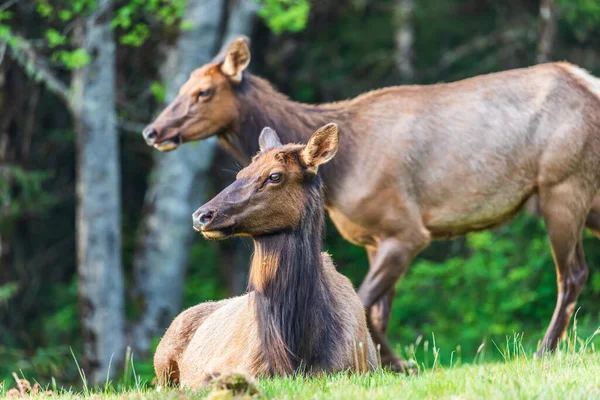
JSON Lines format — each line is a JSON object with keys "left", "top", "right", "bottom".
{"left": 130, "top": 0, "right": 257, "bottom": 356}
{"left": 536, "top": 0, "right": 557, "bottom": 64}
{"left": 394, "top": 0, "right": 415, "bottom": 82}
{"left": 71, "top": 0, "right": 125, "bottom": 384}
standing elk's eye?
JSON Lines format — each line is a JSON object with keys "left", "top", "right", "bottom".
{"left": 268, "top": 173, "right": 283, "bottom": 183}
{"left": 196, "top": 88, "right": 212, "bottom": 100}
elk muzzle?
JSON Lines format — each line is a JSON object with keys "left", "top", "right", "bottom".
{"left": 143, "top": 96, "right": 191, "bottom": 151}
{"left": 142, "top": 123, "right": 183, "bottom": 151}
{"left": 193, "top": 208, "right": 216, "bottom": 231}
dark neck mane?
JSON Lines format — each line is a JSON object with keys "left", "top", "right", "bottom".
{"left": 248, "top": 178, "right": 340, "bottom": 375}
{"left": 219, "top": 73, "right": 354, "bottom": 166}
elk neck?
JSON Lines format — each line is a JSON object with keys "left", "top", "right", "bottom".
{"left": 248, "top": 178, "right": 341, "bottom": 374}
{"left": 219, "top": 73, "right": 355, "bottom": 187}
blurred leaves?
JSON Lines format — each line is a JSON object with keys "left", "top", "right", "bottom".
{"left": 255, "top": 0, "right": 310, "bottom": 34}
{"left": 557, "top": 0, "right": 600, "bottom": 41}
{"left": 0, "top": 283, "right": 18, "bottom": 306}
{"left": 149, "top": 80, "right": 166, "bottom": 103}
{"left": 0, "top": 167, "right": 54, "bottom": 221}
{"left": 51, "top": 49, "right": 91, "bottom": 69}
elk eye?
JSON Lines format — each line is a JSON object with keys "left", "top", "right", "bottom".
{"left": 196, "top": 88, "right": 212, "bottom": 100}
{"left": 268, "top": 173, "right": 282, "bottom": 183}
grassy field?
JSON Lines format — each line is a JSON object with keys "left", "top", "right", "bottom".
{"left": 3, "top": 335, "right": 600, "bottom": 399}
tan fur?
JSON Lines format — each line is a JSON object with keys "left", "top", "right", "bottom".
{"left": 156, "top": 256, "right": 375, "bottom": 389}
{"left": 154, "top": 300, "right": 229, "bottom": 385}
{"left": 146, "top": 39, "right": 600, "bottom": 367}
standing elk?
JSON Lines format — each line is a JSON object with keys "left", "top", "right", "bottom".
{"left": 145, "top": 36, "right": 600, "bottom": 369}
{"left": 154, "top": 124, "right": 377, "bottom": 388}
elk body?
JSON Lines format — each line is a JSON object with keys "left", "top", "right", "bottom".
{"left": 145, "top": 37, "right": 600, "bottom": 369}
{"left": 153, "top": 124, "right": 377, "bottom": 388}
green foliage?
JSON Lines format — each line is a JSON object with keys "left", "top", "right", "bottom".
{"left": 557, "top": 0, "right": 600, "bottom": 41}
{"left": 255, "top": 0, "right": 310, "bottom": 34}
{"left": 112, "top": 0, "right": 186, "bottom": 46}
{"left": 119, "top": 24, "right": 151, "bottom": 47}
{"left": 45, "top": 29, "right": 67, "bottom": 48}
{"left": 35, "top": 0, "right": 55, "bottom": 18}
{"left": 0, "top": 167, "right": 54, "bottom": 221}
{"left": 184, "top": 241, "right": 227, "bottom": 307}
{"left": 149, "top": 81, "right": 166, "bottom": 103}
{"left": 53, "top": 49, "right": 91, "bottom": 69}
{"left": 0, "top": 10, "right": 13, "bottom": 22}
{"left": 0, "top": 0, "right": 187, "bottom": 70}
{"left": 0, "top": 282, "right": 18, "bottom": 306}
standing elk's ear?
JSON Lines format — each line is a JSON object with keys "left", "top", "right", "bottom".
{"left": 301, "top": 123, "right": 339, "bottom": 173}
{"left": 220, "top": 37, "right": 251, "bottom": 83}
{"left": 259, "top": 127, "right": 283, "bottom": 152}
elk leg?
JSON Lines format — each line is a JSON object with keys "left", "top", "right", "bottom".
{"left": 358, "top": 234, "right": 429, "bottom": 371}
{"left": 366, "top": 246, "right": 396, "bottom": 335}
{"left": 537, "top": 182, "right": 590, "bottom": 355}
{"left": 370, "top": 288, "right": 396, "bottom": 335}
{"left": 154, "top": 300, "right": 228, "bottom": 386}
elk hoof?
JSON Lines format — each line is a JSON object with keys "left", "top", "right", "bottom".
{"left": 534, "top": 348, "right": 551, "bottom": 360}
{"left": 381, "top": 355, "right": 419, "bottom": 375}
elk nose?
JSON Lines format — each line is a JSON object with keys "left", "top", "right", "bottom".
{"left": 193, "top": 209, "right": 215, "bottom": 231}
{"left": 143, "top": 126, "right": 158, "bottom": 144}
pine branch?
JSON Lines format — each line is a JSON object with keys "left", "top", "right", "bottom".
{"left": 3, "top": 33, "right": 72, "bottom": 108}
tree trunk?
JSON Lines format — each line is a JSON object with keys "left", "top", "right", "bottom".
{"left": 537, "top": 0, "right": 556, "bottom": 64}
{"left": 70, "top": 0, "right": 125, "bottom": 384}
{"left": 394, "top": 0, "right": 415, "bottom": 82}
{"left": 130, "top": 0, "right": 257, "bottom": 356}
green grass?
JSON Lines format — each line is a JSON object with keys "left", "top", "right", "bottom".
{"left": 4, "top": 332, "right": 600, "bottom": 399}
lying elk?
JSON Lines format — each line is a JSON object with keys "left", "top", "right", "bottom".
{"left": 145, "top": 36, "right": 600, "bottom": 369}
{"left": 154, "top": 124, "right": 377, "bottom": 388}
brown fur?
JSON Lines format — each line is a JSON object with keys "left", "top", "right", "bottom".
{"left": 154, "top": 125, "right": 377, "bottom": 388}
{"left": 146, "top": 37, "right": 600, "bottom": 367}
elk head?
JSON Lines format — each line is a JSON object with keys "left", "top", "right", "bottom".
{"left": 192, "top": 123, "right": 339, "bottom": 239}
{"left": 143, "top": 36, "right": 251, "bottom": 151}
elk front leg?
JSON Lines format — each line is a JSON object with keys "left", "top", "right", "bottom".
{"left": 358, "top": 232, "right": 429, "bottom": 372}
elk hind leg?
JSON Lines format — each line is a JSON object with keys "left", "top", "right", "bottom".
{"left": 538, "top": 182, "right": 590, "bottom": 355}
{"left": 367, "top": 246, "right": 396, "bottom": 336}
{"left": 154, "top": 301, "right": 228, "bottom": 386}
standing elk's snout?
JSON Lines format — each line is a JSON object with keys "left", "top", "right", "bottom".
{"left": 142, "top": 126, "right": 158, "bottom": 145}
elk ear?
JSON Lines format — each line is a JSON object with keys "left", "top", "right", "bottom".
{"left": 220, "top": 36, "right": 251, "bottom": 83}
{"left": 259, "top": 127, "right": 283, "bottom": 152}
{"left": 301, "top": 123, "right": 339, "bottom": 172}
